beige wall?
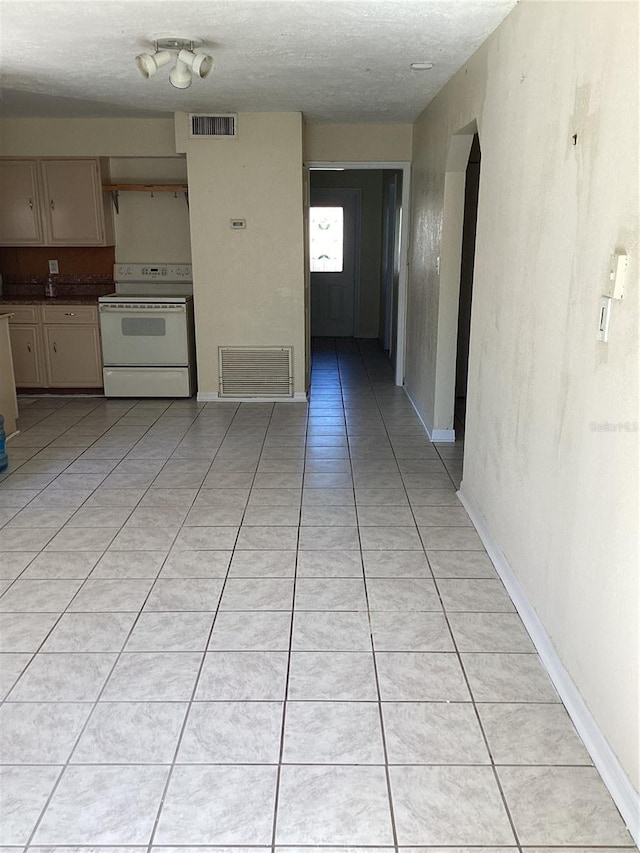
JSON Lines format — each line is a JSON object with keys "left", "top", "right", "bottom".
{"left": 109, "top": 158, "right": 191, "bottom": 263}
{"left": 0, "top": 118, "right": 177, "bottom": 157}
{"left": 304, "top": 123, "right": 412, "bottom": 162}
{"left": 408, "top": 0, "right": 638, "bottom": 794}
{"left": 176, "top": 112, "right": 306, "bottom": 396}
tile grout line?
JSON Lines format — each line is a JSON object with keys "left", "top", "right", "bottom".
{"left": 1, "top": 399, "right": 211, "bottom": 712}
{"left": 347, "top": 339, "right": 401, "bottom": 852}
{"left": 18, "top": 399, "right": 235, "bottom": 848}
{"left": 144, "top": 400, "right": 272, "bottom": 850}
{"left": 355, "top": 337, "right": 523, "bottom": 850}
{"left": 429, "top": 565, "right": 525, "bottom": 849}
{"left": 0, "top": 397, "right": 184, "bottom": 605}
{"left": 270, "top": 396, "right": 306, "bottom": 851}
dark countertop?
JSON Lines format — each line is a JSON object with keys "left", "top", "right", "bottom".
{"left": 0, "top": 278, "right": 115, "bottom": 303}
{"left": 0, "top": 295, "right": 111, "bottom": 305}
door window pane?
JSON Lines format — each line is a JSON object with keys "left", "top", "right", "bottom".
{"left": 310, "top": 207, "right": 344, "bottom": 272}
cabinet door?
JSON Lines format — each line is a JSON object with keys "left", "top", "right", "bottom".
{"left": 0, "top": 317, "right": 19, "bottom": 434}
{"left": 44, "top": 324, "right": 103, "bottom": 387}
{"left": 40, "top": 160, "right": 105, "bottom": 245}
{"left": 0, "top": 161, "right": 43, "bottom": 245}
{"left": 8, "top": 325, "right": 46, "bottom": 387}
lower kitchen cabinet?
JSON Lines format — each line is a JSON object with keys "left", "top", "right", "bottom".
{"left": 44, "top": 324, "right": 102, "bottom": 387}
{"left": 3, "top": 303, "right": 103, "bottom": 390}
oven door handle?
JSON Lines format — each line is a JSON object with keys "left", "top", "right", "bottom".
{"left": 99, "top": 304, "right": 186, "bottom": 313}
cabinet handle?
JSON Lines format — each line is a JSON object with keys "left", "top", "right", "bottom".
{"left": 28, "top": 198, "right": 34, "bottom": 210}
{"left": 50, "top": 199, "right": 55, "bottom": 211}
{"left": 53, "top": 342, "right": 57, "bottom": 353}
{"left": 64, "top": 312, "right": 76, "bottom": 316}
{"left": 27, "top": 342, "right": 31, "bottom": 353}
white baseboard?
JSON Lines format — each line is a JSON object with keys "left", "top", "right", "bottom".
{"left": 403, "top": 384, "right": 456, "bottom": 443}
{"left": 431, "top": 427, "right": 456, "bottom": 442}
{"left": 197, "top": 391, "right": 308, "bottom": 403}
{"left": 458, "top": 483, "right": 640, "bottom": 846}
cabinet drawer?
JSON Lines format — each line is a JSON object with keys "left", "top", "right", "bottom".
{"left": 42, "top": 304, "right": 98, "bottom": 324}
{"left": 2, "top": 304, "right": 41, "bottom": 324}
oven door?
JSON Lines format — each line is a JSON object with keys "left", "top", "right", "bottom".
{"left": 99, "top": 303, "right": 189, "bottom": 366}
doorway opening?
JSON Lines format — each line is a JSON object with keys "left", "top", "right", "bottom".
{"left": 430, "top": 121, "right": 479, "bottom": 443}
{"left": 454, "top": 133, "right": 481, "bottom": 434}
{"left": 308, "top": 166, "right": 407, "bottom": 382}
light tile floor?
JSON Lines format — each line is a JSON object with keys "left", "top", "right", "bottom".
{"left": 0, "top": 337, "right": 635, "bottom": 850}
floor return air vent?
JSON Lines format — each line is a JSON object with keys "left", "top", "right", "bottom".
{"left": 218, "top": 347, "right": 294, "bottom": 398}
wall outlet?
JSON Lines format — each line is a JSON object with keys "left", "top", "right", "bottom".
{"left": 230, "top": 219, "right": 246, "bottom": 229}
{"left": 48, "top": 260, "right": 59, "bottom": 274}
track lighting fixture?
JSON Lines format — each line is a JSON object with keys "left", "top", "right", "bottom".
{"left": 135, "top": 37, "right": 213, "bottom": 89}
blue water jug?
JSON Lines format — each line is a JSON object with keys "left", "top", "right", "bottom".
{"left": 0, "top": 414, "right": 8, "bottom": 472}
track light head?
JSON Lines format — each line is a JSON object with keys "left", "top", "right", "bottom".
{"left": 169, "top": 59, "right": 192, "bottom": 89}
{"left": 178, "top": 48, "right": 213, "bottom": 79}
{"left": 135, "top": 49, "right": 172, "bottom": 79}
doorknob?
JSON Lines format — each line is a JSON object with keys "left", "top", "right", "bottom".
{"left": 27, "top": 342, "right": 31, "bottom": 353}
{"left": 28, "top": 199, "right": 33, "bottom": 210}
{"left": 53, "top": 342, "right": 57, "bottom": 353}
{"left": 50, "top": 199, "right": 55, "bottom": 211}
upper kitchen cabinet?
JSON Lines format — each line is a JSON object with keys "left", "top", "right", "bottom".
{"left": 0, "top": 158, "right": 115, "bottom": 247}
{"left": 0, "top": 160, "right": 44, "bottom": 245}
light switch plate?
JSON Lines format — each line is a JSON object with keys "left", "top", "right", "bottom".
{"left": 605, "top": 252, "right": 628, "bottom": 300}
{"left": 48, "top": 259, "right": 59, "bottom": 274}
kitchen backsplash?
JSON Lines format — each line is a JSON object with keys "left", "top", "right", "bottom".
{"left": 0, "top": 246, "right": 115, "bottom": 299}
{"left": 0, "top": 246, "right": 115, "bottom": 277}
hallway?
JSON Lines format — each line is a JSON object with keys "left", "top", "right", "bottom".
{"left": 0, "top": 338, "right": 633, "bottom": 847}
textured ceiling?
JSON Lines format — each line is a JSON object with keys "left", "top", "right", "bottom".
{"left": 0, "top": 0, "right": 517, "bottom": 123}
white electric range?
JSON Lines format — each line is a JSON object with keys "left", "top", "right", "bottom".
{"left": 99, "top": 263, "right": 196, "bottom": 398}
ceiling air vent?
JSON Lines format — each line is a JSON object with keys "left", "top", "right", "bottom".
{"left": 189, "top": 113, "right": 237, "bottom": 138}
{"left": 219, "top": 347, "right": 293, "bottom": 398}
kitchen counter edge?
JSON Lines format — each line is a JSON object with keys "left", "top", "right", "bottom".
{"left": 0, "top": 296, "right": 112, "bottom": 306}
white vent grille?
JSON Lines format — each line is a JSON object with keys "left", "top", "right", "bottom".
{"left": 219, "top": 347, "right": 293, "bottom": 397}
{"left": 189, "top": 113, "right": 237, "bottom": 138}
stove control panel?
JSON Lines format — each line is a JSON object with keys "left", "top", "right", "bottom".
{"left": 114, "top": 263, "right": 192, "bottom": 281}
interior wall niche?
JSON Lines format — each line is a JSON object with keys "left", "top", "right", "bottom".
{"left": 109, "top": 156, "right": 192, "bottom": 264}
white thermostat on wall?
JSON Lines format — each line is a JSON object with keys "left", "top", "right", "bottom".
{"left": 230, "top": 219, "right": 246, "bottom": 229}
